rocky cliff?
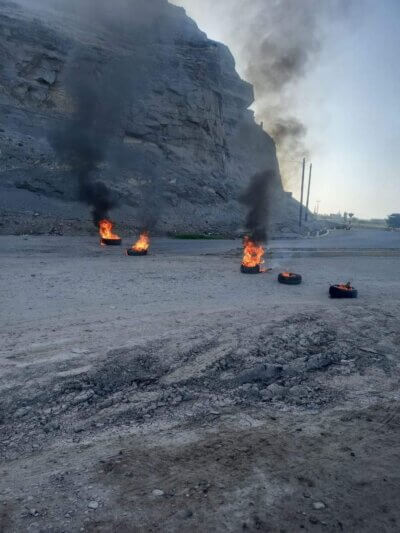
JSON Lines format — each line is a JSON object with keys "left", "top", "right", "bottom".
{"left": 0, "top": 0, "right": 309, "bottom": 236}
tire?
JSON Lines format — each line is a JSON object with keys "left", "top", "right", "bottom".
{"left": 278, "top": 272, "right": 302, "bottom": 285}
{"left": 241, "top": 264, "right": 261, "bottom": 274}
{"left": 101, "top": 238, "right": 122, "bottom": 246}
{"left": 329, "top": 284, "right": 358, "bottom": 299}
{"left": 127, "top": 249, "right": 148, "bottom": 256}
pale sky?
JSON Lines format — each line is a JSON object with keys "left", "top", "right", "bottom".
{"left": 171, "top": 0, "right": 400, "bottom": 219}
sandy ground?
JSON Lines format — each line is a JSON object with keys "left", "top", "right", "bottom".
{"left": 0, "top": 230, "right": 400, "bottom": 532}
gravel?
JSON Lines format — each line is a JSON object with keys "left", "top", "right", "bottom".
{"left": 0, "top": 234, "right": 399, "bottom": 532}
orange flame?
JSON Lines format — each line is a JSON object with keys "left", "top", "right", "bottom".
{"left": 132, "top": 231, "right": 150, "bottom": 252}
{"left": 242, "top": 236, "right": 265, "bottom": 269}
{"left": 337, "top": 282, "right": 353, "bottom": 290}
{"left": 99, "top": 219, "right": 120, "bottom": 241}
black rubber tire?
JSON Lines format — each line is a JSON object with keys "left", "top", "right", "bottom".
{"left": 101, "top": 238, "right": 122, "bottom": 246}
{"left": 329, "top": 285, "right": 358, "bottom": 299}
{"left": 241, "top": 264, "right": 261, "bottom": 274}
{"left": 278, "top": 273, "right": 302, "bottom": 285}
{"left": 127, "top": 249, "right": 148, "bottom": 256}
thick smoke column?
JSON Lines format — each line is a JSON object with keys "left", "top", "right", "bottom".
{"left": 47, "top": 0, "right": 165, "bottom": 226}
{"left": 51, "top": 62, "right": 128, "bottom": 225}
{"left": 240, "top": 170, "right": 274, "bottom": 243}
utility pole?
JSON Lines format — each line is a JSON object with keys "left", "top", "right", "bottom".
{"left": 305, "top": 163, "right": 313, "bottom": 222}
{"left": 299, "top": 157, "right": 306, "bottom": 228}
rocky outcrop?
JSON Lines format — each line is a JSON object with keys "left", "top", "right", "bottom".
{"left": 0, "top": 0, "right": 312, "bottom": 236}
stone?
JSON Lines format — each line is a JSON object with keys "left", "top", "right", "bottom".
{"left": 88, "top": 501, "right": 99, "bottom": 510}
{"left": 306, "top": 353, "right": 340, "bottom": 372}
{"left": 260, "top": 389, "right": 273, "bottom": 401}
{"left": 14, "top": 407, "right": 31, "bottom": 418}
{"left": 288, "top": 385, "right": 309, "bottom": 400}
{"left": 70, "top": 390, "right": 95, "bottom": 405}
{"left": 238, "top": 364, "right": 283, "bottom": 385}
{"left": 312, "top": 501, "right": 326, "bottom": 510}
{"left": 267, "top": 383, "right": 287, "bottom": 399}
{"left": 152, "top": 489, "right": 164, "bottom": 497}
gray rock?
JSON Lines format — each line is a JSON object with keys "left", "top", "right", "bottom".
{"left": 99, "top": 398, "right": 114, "bottom": 409}
{"left": 70, "top": 390, "right": 95, "bottom": 405}
{"left": 14, "top": 407, "right": 31, "bottom": 418}
{"left": 88, "top": 501, "right": 99, "bottom": 510}
{"left": 152, "top": 489, "right": 164, "bottom": 497}
{"left": 260, "top": 389, "right": 273, "bottom": 401}
{"left": 288, "top": 385, "right": 309, "bottom": 399}
{"left": 238, "top": 364, "right": 283, "bottom": 385}
{"left": 312, "top": 501, "right": 326, "bottom": 510}
{"left": 306, "top": 353, "right": 340, "bottom": 372}
{"left": 0, "top": 0, "right": 317, "bottom": 236}
{"left": 267, "top": 383, "right": 287, "bottom": 399}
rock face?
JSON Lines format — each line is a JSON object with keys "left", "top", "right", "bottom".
{"left": 0, "top": 0, "right": 306, "bottom": 235}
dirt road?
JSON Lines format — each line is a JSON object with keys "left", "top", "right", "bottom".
{"left": 1, "top": 233, "right": 399, "bottom": 532}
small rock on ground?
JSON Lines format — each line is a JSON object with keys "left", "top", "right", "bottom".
{"left": 88, "top": 501, "right": 99, "bottom": 510}
{"left": 312, "top": 501, "right": 326, "bottom": 510}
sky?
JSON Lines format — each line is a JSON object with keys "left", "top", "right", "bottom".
{"left": 171, "top": 0, "right": 400, "bottom": 219}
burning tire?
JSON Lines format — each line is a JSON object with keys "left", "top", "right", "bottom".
{"left": 241, "top": 264, "right": 261, "bottom": 274}
{"left": 278, "top": 272, "right": 302, "bottom": 285}
{"left": 241, "top": 237, "right": 265, "bottom": 274}
{"left": 128, "top": 232, "right": 150, "bottom": 256}
{"left": 329, "top": 283, "right": 358, "bottom": 299}
{"left": 101, "top": 238, "right": 122, "bottom": 246}
{"left": 127, "top": 249, "right": 148, "bottom": 256}
{"left": 99, "top": 220, "right": 121, "bottom": 246}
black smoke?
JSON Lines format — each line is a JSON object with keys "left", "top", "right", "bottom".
{"left": 50, "top": 61, "right": 130, "bottom": 225}
{"left": 240, "top": 170, "right": 274, "bottom": 243}
{"left": 236, "top": 0, "right": 351, "bottom": 181}
{"left": 174, "top": 0, "right": 355, "bottom": 183}
{"left": 47, "top": 0, "right": 167, "bottom": 227}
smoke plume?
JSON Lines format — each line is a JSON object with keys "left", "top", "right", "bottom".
{"left": 173, "top": 0, "right": 354, "bottom": 184}
{"left": 239, "top": 170, "right": 274, "bottom": 243}
{"left": 46, "top": 0, "right": 166, "bottom": 226}
{"left": 51, "top": 61, "right": 130, "bottom": 225}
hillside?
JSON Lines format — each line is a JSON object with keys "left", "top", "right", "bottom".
{"left": 0, "top": 0, "right": 313, "bottom": 236}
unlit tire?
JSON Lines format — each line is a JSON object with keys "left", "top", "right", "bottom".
{"left": 329, "top": 285, "right": 358, "bottom": 299}
{"left": 278, "top": 273, "right": 302, "bottom": 285}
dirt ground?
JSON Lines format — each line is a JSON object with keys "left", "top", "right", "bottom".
{"left": 1, "top": 232, "right": 399, "bottom": 532}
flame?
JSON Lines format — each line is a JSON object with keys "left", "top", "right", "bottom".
{"left": 132, "top": 231, "right": 150, "bottom": 252}
{"left": 242, "top": 236, "right": 265, "bottom": 269}
{"left": 99, "top": 219, "right": 120, "bottom": 241}
{"left": 337, "top": 282, "right": 353, "bottom": 290}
